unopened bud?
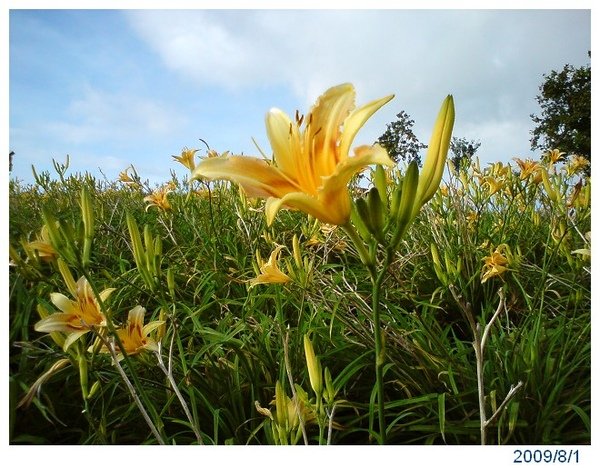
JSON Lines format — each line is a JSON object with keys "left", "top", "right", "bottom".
{"left": 303, "top": 334, "right": 322, "bottom": 397}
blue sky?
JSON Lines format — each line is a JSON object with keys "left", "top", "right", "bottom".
{"left": 8, "top": 8, "right": 591, "bottom": 186}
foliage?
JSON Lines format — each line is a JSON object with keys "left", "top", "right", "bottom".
{"left": 377, "top": 110, "right": 427, "bottom": 165}
{"left": 530, "top": 55, "right": 591, "bottom": 169}
{"left": 9, "top": 149, "right": 590, "bottom": 445}
{"left": 449, "top": 137, "right": 481, "bottom": 171}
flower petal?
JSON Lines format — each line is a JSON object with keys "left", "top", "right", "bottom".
{"left": 265, "top": 109, "right": 298, "bottom": 178}
{"left": 34, "top": 313, "right": 79, "bottom": 333}
{"left": 99, "top": 288, "right": 116, "bottom": 303}
{"left": 272, "top": 191, "right": 348, "bottom": 226}
{"left": 309, "top": 83, "right": 356, "bottom": 173}
{"left": 63, "top": 330, "right": 89, "bottom": 351}
{"left": 142, "top": 320, "right": 165, "bottom": 336}
{"left": 339, "top": 93, "right": 395, "bottom": 162}
{"left": 127, "top": 305, "right": 146, "bottom": 326}
{"left": 50, "top": 293, "right": 74, "bottom": 314}
{"left": 193, "top": 155, "right": 300, "bottom": 199}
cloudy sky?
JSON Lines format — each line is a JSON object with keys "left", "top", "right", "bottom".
{"left": 8, "top": 8, "right": 591, "bottom": 186}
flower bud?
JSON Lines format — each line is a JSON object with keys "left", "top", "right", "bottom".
{"left": 303, "top": 334, "right": 322, "bottom": 397}
{"left": 80, "top": 186, "right": 95, "bottom": 268}
{"left": 366, "top": 187, "right": 386, "bottom": 242}
{"left": 391, "top": 161, "right": 419, "bottom": 247}
{"left": 416, "top": 95, "right": 455, "bottom": 208}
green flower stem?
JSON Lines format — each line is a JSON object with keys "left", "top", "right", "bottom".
{"left": 282, "top": 330, "right": 309, "bottom": 445}
{"left": 93, "top": 330, "right": 165, "bottom": 445}
{"left": 155, "top": 333, "right": 203, "bottom": 444}
{"left": 342, "top": 222, "right": 389, "bottom": 444}
{"left": 450, "top": 286, "right": 523, "bottom": 445}
{"left": 341, "top": 223, "right": 375, "bottom": 275}
{"left": 83, "top": 271, "right": 167, "bottom": 444}
{"left": 371, "top": 268, "right": 387, "bottom": 444}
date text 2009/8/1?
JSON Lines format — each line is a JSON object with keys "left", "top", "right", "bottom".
{"left": 513, "top": 449, "right": 579, "bottom": 464}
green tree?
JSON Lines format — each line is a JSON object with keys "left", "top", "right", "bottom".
{"left": 530, "top": 54, "right": 591, "bottom": 166}
{"left": 449, "top": 137, "right": 481, "bottom": 171}
{"left": 377, "top": 110, "right": 426, "bottom": 165}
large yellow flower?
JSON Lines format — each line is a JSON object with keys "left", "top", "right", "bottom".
{"left": 34, "top": 277, "right": 115, "bottom": 350}
{"left": 192, "top": 83, "right": 394, "bottom": 226}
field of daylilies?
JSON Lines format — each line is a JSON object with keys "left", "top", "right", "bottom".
{"left": 9, "top": 85, "right": 591, "bottom": 445}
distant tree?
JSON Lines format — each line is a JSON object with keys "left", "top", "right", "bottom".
{"left": 449, "top": 137, "right": 481, "bottom": 170}
{"left": 530, "top": 53, "right": 591, "bottom": 167}
{"left": 377, "top": 110, "right": 426, "bottom": 165}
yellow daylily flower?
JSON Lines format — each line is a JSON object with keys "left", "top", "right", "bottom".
{"left": 249, "top": 246, "right": 291, "bottom": 287}
{"left": 481, "top": 244, "right": 510, "bottom": 283}
{"left": 144, "top": 185, "right": 172, "bottom": 211}
{"left": 544, "top": 149, "right": 566, "bottom": 165}
{"left": 34, "top": 277, "right": 115, "bottom": 350}
{"left": 192, "top": 83, "right": 395, "bottom": 225}
{"left": 118, "top": 166, "right": 141, "bottom": 189}
{"left": 26, "top": 224, "right": 58, "bottom": 262}
{"left": 172, "top": 147, "right": 198, "bottom": 171}
{"left": 488, "top": 162, "right": 510, "bottom": 178}
{"left": 483, "top": 175, "right": 505, "bottom": 196}
{"left": 513, "top": 158, "right": 542, "bottom": 182}
{"left": 101, "top": 306, "right": 164, "bottom": 360}
{"left": 565, "top": 154, "right": 589, "bottom": 176}
{"left": 256, "top": 381, "right": 316, "bottom": 430}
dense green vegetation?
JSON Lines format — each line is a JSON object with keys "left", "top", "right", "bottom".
{"left": 9, "top": 150, "right": 590, "bottom": 445}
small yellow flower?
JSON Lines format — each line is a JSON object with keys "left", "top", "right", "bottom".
{"left": 192, "top": 83, "right": 394, "bottom": 226}
{"left": 255, "top": 381, "right": 316, "bottom": 433}
{"left": 34, "top": 277, "right": 115, "bottom": 350}
{"left": 481, "top": 245, "right": 510, "bottom": 283}
{"left": 172, "top": 147, "right": 198, "bottom": 172}
{"left": 144, "top": 186, "right": 172, "bottom": 211}
{"left": 26, "top": 224, "right": 58, "bottom": 261}
{"left": 488, "top": 161, "right": 510, "bottom": 178}
{"left": 249, "top": 246, "right": 291, "bottom": 287}
{"left": 513, "top": 158, "right": 542, "bottom": 182}
{"left": 483, "top": 176, "right": 504, "bottom": 196}
{"left": 544, "top": 149, "right": 566, "bottom": 165}
{"left": 102, "top": 306, "right": 164, "bottom": 360}
{"left": 466, "top": 210, "right": 478, "bottom": 230}
{"left": 565, "top": 155, "right": 589, "bottom": 176}
{"left": 568, "top": 180, "right": 590, "bottom": 209}
{"left": 118, "top": 166, "right": 141, "bottom": 189}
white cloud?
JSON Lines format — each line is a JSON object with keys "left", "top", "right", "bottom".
{"left": 126, "top": 10, "right": 588, "bottom": 99}
{"left": 459, "top": 118, "right": 535, "bottom": 166}
{"left": 42, "top": 86, "right": 187, "bottom": 145}
{"left": 124, "top": 9, "right": 589, "bottom": 164}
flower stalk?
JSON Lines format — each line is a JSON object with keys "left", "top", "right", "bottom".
{"left": 155, "top": 333, "right": 203, "bottom": 444}
{"left": 449, "top": 286, "right": 523, "bottom": 444}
